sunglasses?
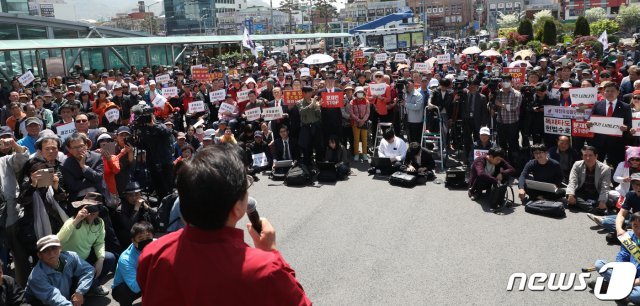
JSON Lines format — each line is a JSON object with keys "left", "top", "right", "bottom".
{"left": 630, "top": 158, "right": 640, "bottom": 162}
{"left": 633, "top": 96, "right": 640, "bottom": 100}
{"left": 559, "top": 88, "right": 569, "bottom": 91}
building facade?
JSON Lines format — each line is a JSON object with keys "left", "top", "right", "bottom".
{"left": 484, "top": 0, "right": 523, "bottom": 34}
{"left": 407, "top": 0, "right": 473, "bottom": 38}
{"left": 164, "top": 0, "right": 247, "bottom": 35}
{"left": 1, "top": 0, "right": 28, "bottom": 14}
{"left": 563, "top": 0, "right": 626, "bottom": 20}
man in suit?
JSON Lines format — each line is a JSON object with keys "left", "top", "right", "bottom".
{"left": 316, "top": 73, "right": 343, "bottom": 144}
{"left": 272, "top": 125, "right": 300, "bottom": 162}
{"left": 461, "top": 78, "right": 488, "bottom": 161}
{"left": 589, "top": 81, "right": 632, "bottom": 168}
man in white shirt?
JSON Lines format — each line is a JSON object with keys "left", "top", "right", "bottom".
{"left": 369, "top": 128, "right": 407, "bottom": 174}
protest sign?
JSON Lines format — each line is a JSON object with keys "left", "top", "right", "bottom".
{"left": 414, "top": 63, "right": 428, "bottom": 73}
{"left": 503, "top": 67, "right": 526, "bottom": 86}
{"left": 236, "top": 89, "right": 251, "bottom": 103}
{"left": 543, "top": 105, "right": 592, "bottom": 120}
{"left": 375, "top": 53, "right": 388, "bottom": 62}
{"left": 284, "top": 90, "right": 303, "bottom": 106}
{"left": 569, "top": 87, "right": 598, "bottom": 107}
{"left": 571, "top": 120, "right": 594, "bottom": 138}
{"left": 394, "top": 53, "right": 406, "bottom": 62}
{"left": 336, "top": 63, "right": 346, "bottom": 72}
{"left": 436, "top": 54, "right": 451, "bottom": 64}
{"left": 252, "top": 152, "right": 268, "bottom": 167}
{"left": 369, "top": 83, "right": 387, "bottom": 96}
{"left": 633, "top": 113, "right": 640, "bottom": 130}
{"left": 191, "top": 67, "right": 209, "bottom": 81}
{"left": 589, "top": 115, "right": 624, "bottom": 136}
{"left": 219, "top": 102, "right": 236, "bottom": 114}
{"left": 262, "top": 106, "right": 283, "bottom": 121}
{"left": 245, "top": 107, "right": 262, "bottom": 121}
{"left": 211, "top": 72, "right": 225, "bottom": 80}
{"left": 354, "top": 57, "right": 367, "bottom": 67}
{"left": 56, "top": 122, "right": 76, "bottom": 142}
{"left": 188, "top": 101, "right": 205, "bottom": 113}
{"left": 155, "top": 74, "right": 170, "bottom": 84}
{"left": 105, "top": 108, "right": 120, "bottom": 123}
{"left": 354, "top": 50, "right": 364, "bottom": 58}
{"left": 265, "top": 58, "right": 276, "bottom": 68}
{"left": 321, "top": 92, "right": 344, "bottom": 108}
{"left": 18, "top": 71, "right": 35, "bottom": 86}
{"left": 473, "top": 149, "right": 489, "bottom": 159}
{"left": 151, "top": 94, "right": 166, "bottom": 108}
{"left": 544, "top": 117, "right": 571, "bottom": 136}
{"left": 300, "top": 68, "right": 311, "bottom": 77}
{"left": 209, "top": 89, "right": 226, "bottom": 102}
{"left": 162, "top": 87, "right": 178, "bottom": 99}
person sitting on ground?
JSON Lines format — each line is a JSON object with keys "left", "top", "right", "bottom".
{"left": 468, "top": 127, "right": 495, "bottom": 165}
{"left": 610, "top": 147, "right": 640, "bottom": 204}
{"left": 57, "top": 192, "right": 115, "bottom": 297}
{"left": 271, "top": 125, "right": 300, "bottom": 176}
{"left": 518, "top": 143, "right": 565, "bottom": 202}
{"left": 25, "top": 235, "right": 94, "bottom": 306}
{"left": 548, "top": 135, "right": 580, "bottom": 184}
{"left": 0, "top": 258, "right": 26, "bottom": 305}
{"left": 112, "top": 221, "right": 154, "bottom": 306}
{"left": 589, "top": 173, "right": 640, "bottom": 244}
{"left": 403, "top": 142, "right": 436, "bottom": 183}
{"left": 247, "top": 131, "right": 272, "bottom": 179}
{"left": 370, "top": 128, "right": 407, "bottom": 175}
{"left": 566, "top": 145, "right": 612, "bottom": 215}
{"left": 589, "top": 211, "right": 640, "bottom": 304}
{"left": 324, "top": 135, "right": 350, "bottom": 180}
{"left": 468, "top": 147, "right": 515, "bottom": 200}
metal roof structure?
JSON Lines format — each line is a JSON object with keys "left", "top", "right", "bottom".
{"left": 0, "top": 33, "right": 353, "bottom": 51}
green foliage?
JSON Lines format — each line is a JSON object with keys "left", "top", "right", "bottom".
{"left": 525, "top": 40, "right": 543, "bottom": 53}
{"left": 498, "top": 27, "right": 517, "bottom": 38}
{"left": 542, "top": 20, "right": 557, "bottom": 45}
{"left": 574, "top": 16, "right": 590, "bottom": 37}
{"left": 478, "top": 42, "right": 487, "bottom": 51}
{"left": 590, "top": 19, "right": 620, "bottom": 36}
{"left": 585, "top": 7, "right": 606, "bottom": 23}
{"left": 518, "top": 19, "right": 534, "bottom": 42}
{"left": 583, "top": 40, "right": 603, "bottom": 58}
{"left": 216, "top": 52, "right": 245, "bottom": 64}
{"left": 616, "top": 4, "right": 640, "bottom": 32}
{"left": 497, "top": 13, "right": 519, "bottom": 28}
{"left": 489, "top": 41, "right": 500, "bottom": 50}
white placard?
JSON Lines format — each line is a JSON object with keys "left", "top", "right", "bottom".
{"left": 414, "top": 63, "right": 428, "bottom": 73}
{"left": 369, "top": 83, "right": 387, "bottom": 96}
{"left": 589, "top": 115, "right": 624, "bottom": 136}
{"left": 375, "top": 53, "right": 388, "bottom": 62}
{"left": 265, "top": 59, "right": 276, "bottom": 67}
{"left": 633, "top": 113, "right": 640, "bottom": 130}
{"left": 209, "top": 89, "right": 226, "bottom": 102}
{"left": 473, "top": 149, "right": 489, "bottom": 159}
{"left": 262, "top": 106, "right": 283, "bottom": 121}
{"left": 300, "top": 68, "right": 310, "bottom": 77}
{"left": 219, "top": 102, "right": 236, "bottom": 114}
{"left": 18, "top": 71, "right": 35, "bottom": 86}
{"left": 162, "top": 87, "right": 178, "bottom": 99}
{"left": 549, "top": 88, "right": 560, "bottom": 100}
{"left": 245, "top": 107, "right": 262, "bottom": 121}
{"left": 394, "top": 53, "right": 406, "bottom": 62}
{"left": 544, "top": 117, "right": 572, "bottom": 136}
{"left": 56, "top": 122, "right": 76, "bottom": 142}
{"left": 544, "top": 105, "right": 592, "bottom": 120}
{"left": 155, "top": 74, "right": 170, "bottom": 84}
{"left": 188, "top": 101, "right": 205, "bottom": 113}
{"left": 569, "top": 87, "right": 598, "bottom": 106}
{"left": 105, "top": 108, "right": 120, "bottom": 123}
{"left": 252, "top": 152, "right": 268, "bottom": 167}
{"left": 436, "top": 54, "right": 451, "bottom": 64}
{"left": 237, "top": 89, "right": 251, "bottom": 103}
{"left": 151, "top": 94, "right": 166, "bottom": 108}
{"left": 257, "top": 86, "right": 267, "bottom": 94}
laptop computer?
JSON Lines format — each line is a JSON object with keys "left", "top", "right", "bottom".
{"left": 525, "top": 179, "right": 558, "bottom": 193}
{"left": 317, "top": 161, "right": 336, "bottom": 170}
{"left": 371, "top": 157, "right": 392, "bottom": 168}
{"left": 273, "top": 160, "right": 294, "bottom": 168}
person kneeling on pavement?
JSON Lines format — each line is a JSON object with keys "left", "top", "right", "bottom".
{"left": 369, "top": 128, "right": 407, "bottom": 175}
{"left": 323, "top": 135, "right": 350, "bottom": 180}
{"left": 468, "top": 127, "right": 494, "bottom": 165}
{"left": 402, "top": 142, "right": 436, "bottom": 183}
{"left": 589, "top": 173, "right": 640, "bottom": 244}
{"left": 566, "top": 145, "right": 612, "bottom": 215}
{"left": 468, "top": 147, "right": 515, "bottom": 201}
{"left": 111, "top": 221, "right": 154, "bottom": 306}
{"left": 518, "top": 143, "right": 566, "bottom": 202}
{"left": 590, "top": 211, "right": 640, "bottom": 304}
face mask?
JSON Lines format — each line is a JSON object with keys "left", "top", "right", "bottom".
{"left": 178, "top": 76, "right": 184, "bottom": 81}
{"left": 131, "top": 91, "right": 139, "bottom": 96}
{"left": 136, "top": 238, "right": 153, "bottom": 252}
{"left": 502, "top": 82, "right": 511, "bottom": 89}
{"left": 356, "top": 92, "right": 364, "bottom": 98}
{"left": 628, "top": 61, "right": 634, "bottom": 66}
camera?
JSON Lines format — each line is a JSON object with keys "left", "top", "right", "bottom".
{"left": 131, "top": 104, "right": 154, "bottom": 126}
{"left": 453, "top": 77, "right": 467, "bottom": 96}
{"left": 520, "top": 85, "right": 535, "bottom": 96}
{"left": 86, "top": 204, "right": 100, "bottom": 214}
{"left": 395, "top": 78, "right": 407, "bottom": 101}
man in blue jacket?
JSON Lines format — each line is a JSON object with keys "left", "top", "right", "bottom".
{"left": 112, "top": 221, "right": 154, "bottom": 306}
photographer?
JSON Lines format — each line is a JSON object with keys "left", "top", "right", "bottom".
{"left": 135, "top": 107, "right": 174, "bottom": 201}
{"left": 494, "top": 74, "right": 522, "bottom": 163}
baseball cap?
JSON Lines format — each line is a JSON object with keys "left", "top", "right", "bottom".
{"left": 254, "top": 131, "right": 263, "bottom": 138}
{"left": 117, "top": 126, "right": 131, "bottom": 135}
{"left": 25, "top": 117, "right": 42, "bottom": 127}
{"left": 149, "top": 80, "right": 156, "bottom": 86}
{"left": 479, "top": 127, "right": 491, "bottom": 135}
{"left": 97, "top": 133, "right": 112, "bottom": 143}
{"left": 0, "top": 126, "right": 12, "bottom": 137}
{"left": 631, "top": 173, "right": 640, "bottom": 182}
{"left": 177, "top": 132, "right": 186, "bottom": 139}
{"left": 36, "top": 235, "right": 61, "bottom": 252}
{"left": 203, "top": 129, "right": 216, "bottom": 141}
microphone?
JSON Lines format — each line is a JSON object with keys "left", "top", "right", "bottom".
{"left": 246, "top": 197, "right": 262, "bottom": 234}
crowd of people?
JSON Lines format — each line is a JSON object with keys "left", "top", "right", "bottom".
{"left": 0, "top": 36, "right": 639, "bottom": 304}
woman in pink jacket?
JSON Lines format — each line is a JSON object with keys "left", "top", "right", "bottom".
{"left": 349, "top": 86, "right": 370, "bottom": 162}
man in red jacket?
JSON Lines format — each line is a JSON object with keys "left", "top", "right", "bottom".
{"left": 137, "top": 144, "right": 311, "bottom": 306}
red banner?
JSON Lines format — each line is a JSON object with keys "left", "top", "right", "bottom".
{"left": 192, "top": 67, "right": 210, "bottom": 81}
{"left": 503, "top": 67, "right": 526, "bottom": 86}
{"left": 571, "top": 119, "right": 594, "bottom": 138}
{"left": 354, "top": 50, "right": 364, "bottom": 58}
{"left": 283, "top": 90, "right": 303, "bottom": 106}
{"left": 336, "top": 63, "right": 346, "bottom": 72}
{"left": 211, "top": 72, "right": 224, "bottom": 80}
{"left": 354, "top": 57, "right": 367, "bottom": 68}
{"left": 321, "top": 92, "right": 344, "bottom": 108}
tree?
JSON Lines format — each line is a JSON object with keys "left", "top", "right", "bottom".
{"left": 497, "top": 13, "right": 519, "bottom": 28}
{"left": 616, "top": 4, "right": 640, "bottom": 32}
{"left": 279, "top": 0, "right": 299, "bottom": 33}
{"left": 517, "top": 19, "right": 533, "bottom": 42}
{"left": 574, "top": 16, "right": 590, "bottom": 37}
{"left": 590, "top": 19, "right": 620, "bottom": 36}
{"left": 313, "top": 0, "right": 338, "bottom": 34}
{"left": 533, "top": 10, "right": 554, "bottom": 35}
{"left": 584, "top": 7, "right": 606, "bottom": 23}
{"left": 542, "top": 20, "right": 557, "bottom": 45}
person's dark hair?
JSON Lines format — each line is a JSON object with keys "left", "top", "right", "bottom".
{"left": 630, "top": 211, "right": 640, "bottom": 224}
{"left": 64, "top": 132, "right": 89, "bottom": 148}
{"left": 9, "top": 102, "right": 20, "bottom": 110}
{"left": 177, "top": 144, "right": 248, "bottom": 230}
{"left": 409, "top": 142, "right": 420, "bottom": 154}
{"left": 383, "top": 128, "right": 395, "bottom": 141}
{"left": 488, "top": 147, "right": 505, "bottom": 158}
{"left": 530, "top": 143, "right": 547, "bottom": 153}
{"left": 439, "top": 78, "right": 451, "bottom": 87}
{"left": 582, "top": 79, "right": 596, "bottom": 87}
{"left": 582, "top": 145, "right": 598, "bottom": 155}
{"left": 36, "top": 136, "right": 61, "bottom": 151}
{"left": 131, "top": 221, "right": 154, "bottom": 239}
{"left": 327, "top": 135, "right": 338, "bottom": 146}
{"left": 279, "top": 125, "right": 289, "bottom": 133}
{"left": 302, "top": 86, "right": 313, "bottom": 93}
{"left": 601, "top": 81, "right": 618, "bottom": 91}
{"left": 86, "top": 112, "right": 98, "bottom": 120}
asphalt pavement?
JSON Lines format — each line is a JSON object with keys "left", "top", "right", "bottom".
{"left": 90, "top": 162, "right": 617, "bottom": 305}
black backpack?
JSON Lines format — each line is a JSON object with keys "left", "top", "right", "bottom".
{"left": 156, "top": 191, "right": 179, "bottom": 232}
{"left": 488, "top": 183, "right": 508, "bottom": 209}
{"left": 525, "top": 200, "right": 566, "bottom": 218}
{"left": 285, "top": 165, "right": 311, "bottom": 186}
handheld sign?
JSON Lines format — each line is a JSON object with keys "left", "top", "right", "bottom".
{"left": 265, "top": 58, "right": 276, "bottom": 68}
{"left": 188, "top": 101, "right": 206, "bottom": 113}
{"left": 162, "top": 87, "right": 178, "bottom": 99}
{"left": 436, "top": 54, "right": 450, "bottom": 64}
{"left": 245, "top": 107, "right": 262, "bottom": 121}
{"left": 300, "top": 68, "right": 311, "bottom": 77}
{"left": 209, "top": 89, "right": 226, "bottom": 102}
{"left": 369, "top": 83, "right": 387, "bottom": 96}
{"left": 219, "top": 102, "right": 236, "bottom": 114}
{"left": 56, "top": 122, "right": 76, "bottom": 142}
{"left": 321, "top": 92, "right": 344, "bottom": 108}
{"left": 503, "top": 67, "right": 526, "bottom": 86}
{"left": 212, "top": 72, "right": 225, "bottom": 80}
{"left": 236, "top": 89, "right": 251, "bottom": 103}
{"left": 155, "top": 74, "right": 170, "bottom": 84}
{"left": 105, "top": 108, "right": 120, "bottom": 123}
{"left": 18, "top": 71, "right": 35, "bottom": 86}
{"left": 394, "top": 53, "right": 406, "bottom": 62}
{"left": 414, "top": 63, "right": 428, "bottom": 73}
{"left": 336, "top": 63, "right": 346, "bottom": 72}
{"left": 375, "top": 53, "right": 388, "bottom": 62}
{"left": 473, "top": 149, "right": 489, "bottom": 159}
{"left": 354, "top": 57, "right": 367, "bottom": 67}
{"left": 354, "top": 50, "right": 364, "bottom": 58}
{"left": 262, "top": 106, "right": 283, "bottom": 121}
{"left": 284, "top": 90, "right": 303, "bottom": 106}
{"left": 252, "top": 152, "right": 268, "bottom": 167}
{"left": 633, "top": 113, "right": 640, "bottom": 131}
{"left": 571, "top": 120, "right": 594, "bottom": 138}
{"left": 191, "top": 67, "right": 209, "bottom": 81}
{"left": 569, "top": 87, "right": 598, "bottom": 107}
{"left": 589, "top": 115, "right": 624, "bottom": 136}
{"left": 544, "top": 105, "right": 592, "bottom": 120}
{"left": 544, "top": 117, "right": 571, "bottom": 136}
{"left": 151, "top": 94, "right": 166, "bottom": 108}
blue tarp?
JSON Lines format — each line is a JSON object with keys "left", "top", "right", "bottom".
{"left": 348, "top": 11, "right": 414, "bottom": 34}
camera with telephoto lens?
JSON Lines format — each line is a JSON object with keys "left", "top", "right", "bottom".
{"left": 395, "top": 78, "right": 407, "bottom": 101}
{"left": 453, "top": 77, "right": 467, "bottom": 96}
{"left": 131, "top": 104, "right": 154, "bottom": 126}
{"left": 485, "top": 77, "right": 503, "bottom": 106}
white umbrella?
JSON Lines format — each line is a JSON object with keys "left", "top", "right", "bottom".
{"left": 509, "top": 60, "right": 532, "bottom": 68}
{"left": 480, "top": 49, "right": 501, "bottom": 57}
{"left": 302, "top": 53, "right": 334, "bottom": 65}
{"left": 425, "top": 57, "right": 438, "bottom": 66}
{"left": 462, "top": 46, "right": 482, "bottom": 55}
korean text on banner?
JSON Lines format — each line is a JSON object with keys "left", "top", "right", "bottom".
{"left": 245, "top": 107, "right": 262, "bottom": 121}
{"left": 321, "top": 92, "right": 344, "bottom": 108}
{"left": 569, "top": 87, "right": 598, "bottom": 107}
{"left": 571, "top": 120, "right": 594, "bottom": 138}
{"left": 394, "top": 53, "right": 406, "bottom": 62}
{"left": 474, "top": 150, "right": 489, "bottom": 159}
{"left": 544, "top": 105, "right": 592, "bottom": 120}
{"left": 375, "top": 53, "right": 388, "bottom": 62}
{"left": 544, "top": 117, "right": 572, "bottom": 136}
{"left": 162, "top": 87, "right": 178, "bottom": 99}
{"left": 191, "top": 67, "right": 209, "bottom": 81}
{"left": 354, "top": 57, "right": 367, "bottom": 67}
{"left": 18, "top": 71, "right": 35, "bottom": 86}
{"left": 209, "top": 89, "right": 226, "bottom": 102}
{"left": 262, "top": 106, "right": 283, "bottom": 121}
{"left": 414, "top": 63, "right": 428, "bottom": 73}
{"left": 236, "top": 89, "right": 251, "bottom": 103}
{"left": 212, "top": 72, "right": 225, "bottom": 80}
{"left": 353, "top": 50, "right": 364, "bottom": 58}
{"left": 105, "top": 108, "right": 120, "bottom": 123}
{"left": 300, "top": 68, "right": 310, "bottom": 77}
{"left": 155, "top": 74, "right": 170, "bottom": 84}
{"left": 589, "top": 115, "right": 624, "bottom": 136}
{"left": 369, "top": 83, "right": 387, "bottom": 96}
{"left": 436, "top": 54, "right": 450, "bottom": 64}
{"left": 503, "top": 67, "right": 525, "bottom": 86}
{"left": 188, "top": 101, "right": 206, "bottom": 113}
{"left": 151, "top": 94, "right": 166, "bottom": 109}
{"left": 284, "top": 90, "right": 303, "bottom": 106}
{"left": 219, "top": 102, "right": 236, "bottom": 114}
{"left": 56, "top": 122, "right": 76, "bottom": 142}
{"left": 252, "top": 153, "right": 268, "bottom": 167}
{"left": 265, "top": 59, "right": 276, "bottom": 67}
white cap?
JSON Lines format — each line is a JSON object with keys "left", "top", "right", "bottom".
{"left": 149, "top": 80, "right": 156, "bottom": 86}
{"left": 479, "top": 127, "right": 491, "bottom": 135}
{"left": 428, "top": 79, "right": 440, "bottom": 88}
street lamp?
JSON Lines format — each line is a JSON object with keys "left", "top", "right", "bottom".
{"left": 146, "top": 1, "right": 162, "bottom": 35}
